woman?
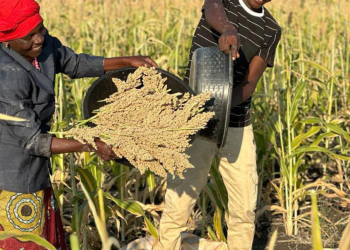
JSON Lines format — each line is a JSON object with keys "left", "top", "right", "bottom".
{"left": 0, "top": 0, "right": 157, "bottom": 249}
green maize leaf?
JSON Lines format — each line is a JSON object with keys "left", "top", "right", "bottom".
{"left": 204, "top": 183, "right": 224, "bottom": 210}
{"left": 291, "top": 126, "right": 322, "bottom": 150}
{"left": 105, "top": 193, "right": 144, "bottom": 216}
{"left": 51, "top": 120, "right": 68, "bottom": 131}
{"left": 213, "top": 206, "right": 226, "bottom": 242}
{"left": 290, "top": 80, "right": 307, "bottom": 122}
{"left": 76, "top": 167, "right": 98, "bottom": 193}
{"left": 0, "top": 232, "right": 56, "bottom": 250}
{"left": 105, "top": 193, "right": 158, "bottom": 238}
{"left": 268, "top": 127, "right": 277, "bottom": 148}
{"left": 72, "top": 190, "right": 97, "bottom": 203}
{"left": 311, "top": 192, "right": 323, "bottom": 250}
{"left": 0, "top": 113, "right": 28, "bottom": 122}
{"left": 290, "top": 146, "right": 350, "bottom": 161}
{"left": 309, "top": 78, "right": 330, "bottom": 97}
{"left": 311, "top": 132, "right": 338, "bottom": 146}
{"left": 146, "top": 170, "right": 155, "bottom": 191}
{"left": 207, "top": 225, "right": 219, "bottom": 242}
{"left": 329, "top": 118, "right": 346, "bottom": 125}
{"left": 299, "top": 117, "right": 324, "bottom": 124}
{"left": 80, "top": 184, "right": 108, "bottom": 244}
{"left": 144, "top": 216, "right": 159, "bottom": 239}
{"left": 70, "top": 234, "right": 81, "bottom": 250}
{"left": 293, "top": 59, "right": 332, "bottom": 77}
{"left": 146, "top": 170, "right": 156, "bottom": 203}
{"left": 292, "top": 156, "right": 303, "bottom": 177}
{"left": 278, "top": 159, "right": 290, "bottom": 180}
{"left": 324, "top": 122, "right": 350, "bottom": 141}
{"left": 111, "top": 163, "right": 129, "bottom": 191}
{"left": 71, "top": 200, "right": 88, "bottom": 232}
{"left": 210, "top": 162, "right": 228, "bottom": 211}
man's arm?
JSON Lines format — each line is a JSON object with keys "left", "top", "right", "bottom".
{"left": 231, "top": 56, "right": 267, "bottom": 107}
{"left": 203, "top": 0, "right": 240, "bottom": 60}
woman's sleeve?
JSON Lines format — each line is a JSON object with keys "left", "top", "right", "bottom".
{"left": 0, "top": 65, "right": 53, "bottom": 158}
{"left": 52, "top": 37, "right": 105, "bottom": 78}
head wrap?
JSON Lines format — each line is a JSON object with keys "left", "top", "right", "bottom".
{"left": 0, "top": 0, "right": 43, "bottom": 42}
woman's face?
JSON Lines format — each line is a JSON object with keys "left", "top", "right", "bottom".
{"left": 243, "top": 0, "right": 272, "bottom": 11}
{"left": 7, "top": 22, "right": 47, "bottom": 63}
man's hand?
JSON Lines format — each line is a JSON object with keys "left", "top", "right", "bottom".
{"left": 219, "top": 28, "right": 240, "bottom": 60}
{"left": 203, "top": 0, "right": 240, "bottom": 60}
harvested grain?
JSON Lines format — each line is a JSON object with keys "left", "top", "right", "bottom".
{"left": 66, "top": 67, "right": 214, "bottom": 178}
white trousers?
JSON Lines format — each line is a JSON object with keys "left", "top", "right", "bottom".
{"left": 156, "top": 125, "right": 258, "bottom": 250}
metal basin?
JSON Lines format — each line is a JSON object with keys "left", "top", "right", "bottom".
{"left": 189, "top": 46, "right": 234, "bottom": 148}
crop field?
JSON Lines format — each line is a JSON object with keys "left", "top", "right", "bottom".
{"left": 32, "top": 0, "right": 350, "bottom": 249}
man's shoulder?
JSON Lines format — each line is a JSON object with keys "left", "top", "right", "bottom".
{"left": 263, "top": 8, "right": 281, "bottom": 32}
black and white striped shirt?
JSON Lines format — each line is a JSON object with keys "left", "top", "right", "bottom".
{"left": 184, "top": 0, "right": 281, "bottom": 127}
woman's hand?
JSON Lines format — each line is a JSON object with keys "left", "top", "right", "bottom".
{"left": 127, "top": 56, "right": 158, "bottom": 68}
{"left": 219, "top": 27, "right": 241, "bottom": 60}
{"left": 93, "top": 138, "right": 118, "bottom": 161}
{"left": 103, "top": 56, "right": 158, "bottom": 72}
{"left": 51, "top": 137, "right": 117, "bottom": 161}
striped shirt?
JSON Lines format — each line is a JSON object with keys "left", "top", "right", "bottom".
{"left": 184, "top": 0, "right": 281, "bottom": 127}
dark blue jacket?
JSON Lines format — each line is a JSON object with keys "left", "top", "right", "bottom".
{"left": 0, "top": 33, "right": 104, "bottom": 193}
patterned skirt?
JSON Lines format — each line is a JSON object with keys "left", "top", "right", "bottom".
{"left": 0, "top": 187, "right": 67, "bottom": 250}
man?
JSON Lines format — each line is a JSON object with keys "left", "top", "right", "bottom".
{"left": 156, "top": 0, "right": 281, "bottom": 249}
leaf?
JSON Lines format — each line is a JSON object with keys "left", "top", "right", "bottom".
{"left": 204, "top": 183, "right": 224, "bottom": 210}
{"left": 310, "top": 192, "right": 323, "bottom": 250}
{"left": 290, "top": 80, "right": 307, "bottom": 122}
{"left": 81, "top": 185, "right": 108, "bottom": 244}
{"left": 299, "top": 117, "right": 324, "bottom": 124}
{"left": 105, "top": 193, "right": 144, "bottom": 216}
{"left": 76, "top": 167, "right": 98, "bottom": 194}
{"left": 207, "top": 225, "right": 219, "bottom": 241}
{"left": 213, "top": 206, "right": 226, "bottom": 242}
{"left": 144, "top": 216, "right": 159, "bottom": 239}
{"left": 290, "top": 146, "right": 350, "bottom": 161}
{"left": 293, "top": 59, "right": 332, "bottom": 76}
{"left": 70, "top": 234, "right": 81, "bottom": 250}
{"left": 324, "top": 122, "right": 350, "bottom": 141}
{"left": 293, "top": 179, "right": 346, "bottom": 198}
{"left": 146, "top": 170, "right": 156, "bottom": 203}
{"left": 267, "top": 229, "right": 278, "bottom": 250}
{"left": 105, "top": 192, "right": 158, "bottom": 238}
{"left": 311, "top": 132, "right": 338, "bottom": 146}
{"left": 0, "top": 232, "right": 56, "bottom": 250}
{"left": 291, "top": 126, "right": 321, "bottom": 150}
{"left": 0, "top": 113, "right": 28, "bottom": 122}
{"left": 210, "top": 160, "right": 228, "bottom": 211}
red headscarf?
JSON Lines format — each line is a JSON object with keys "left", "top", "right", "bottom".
{"left": 0, "top": 0, "right": 43, "bottom": 42}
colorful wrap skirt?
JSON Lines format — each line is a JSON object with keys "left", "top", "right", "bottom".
{"left": 0, "top": 187, "right": 67, "bottom": 250}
